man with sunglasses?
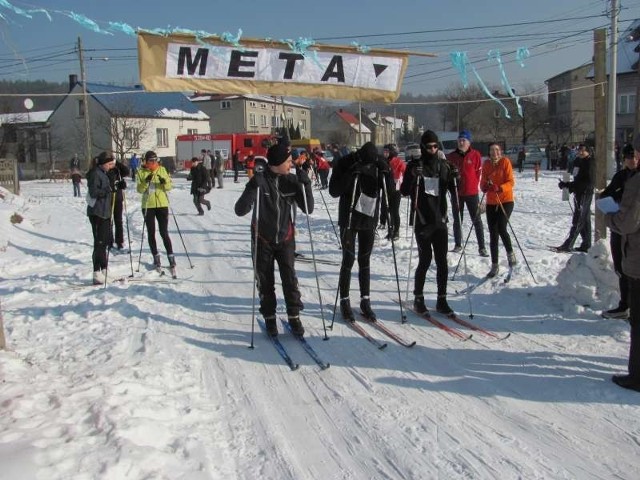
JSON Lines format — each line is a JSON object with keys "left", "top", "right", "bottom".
{"left": 446, "top": 129, "right": 488, "bottom": 257}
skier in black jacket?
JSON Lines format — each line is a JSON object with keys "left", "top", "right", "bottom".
{"left": 556, "top": 143, "right": 595, "bottom": 252}
{"left": 329, "top": 141, "right": 395, "bottom": 322}
{"left": 234, "top": 143, "right": 314, "bottom": 337}
{"left": 107, "top": 158, "right": 130, "bottom": 251}
{"left": 400, "top": 130, "right": 458, "bottom": 316}
{"left": 188, "top": 156, "right": 211, "bottom": 215}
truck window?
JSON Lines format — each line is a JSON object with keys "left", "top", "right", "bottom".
{"left": 244, "top": 138, "right": 254, "bottom": 148}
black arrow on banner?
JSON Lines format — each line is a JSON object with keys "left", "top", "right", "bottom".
{"left": 373, "top": 64, "right": 388, "bottom": 78}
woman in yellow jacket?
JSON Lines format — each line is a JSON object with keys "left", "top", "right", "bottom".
{"left": 136, "top": 150, "right": 175, "bottom": 274}
{"left": 480, "top": 143, "right": 516, "bottom": 278}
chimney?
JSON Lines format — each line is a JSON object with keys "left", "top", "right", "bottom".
{"left": 69, "top": 74, "right": 78, "bottom": 92}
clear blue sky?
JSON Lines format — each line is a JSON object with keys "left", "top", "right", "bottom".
{"left": 0, "top": 0, "right": 637, "bottom": 100}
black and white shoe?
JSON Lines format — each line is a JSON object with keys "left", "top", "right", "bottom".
{"left": 602, "top": 306, "right": 630, "bottom": 319}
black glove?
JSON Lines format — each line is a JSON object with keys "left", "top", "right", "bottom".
{"left": 297, "top": 169, "right": 311, "bottom": 185}
{"left": 159, "top": 177, "right": 166, "bottom": 185}
{"left": 145, "top": 174, "right": 153, "bottom": 184}
{"left": 386, "top": 225, "right": 395, "bottom": 240}
{"left": 116, "top": 179, "right": 127, "bottom": 190}
{"left": 450, "top": 165, "right": 460, "bottom": 181}
{"left": 413, "top": 164, "right": 423, "bottom": 177}
{"left": 377, "top": 159, "right": 390, "bottom": 174}
{"left": 558, "top": 180, "right": 567, "bottom": 190}
{"left": 254, "top": 161, "right": 266, "bottom": 174}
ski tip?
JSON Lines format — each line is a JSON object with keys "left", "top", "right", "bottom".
{"left": 320, "top": 363, "right": 331, "bottom": 370}
{"left": 407, "top": 341, "right": 417, "bottom": 348}
{"left": 378, "top": 343, "right": 388, "bottom": 350}
{"left": 290, "top": 364, "right": 300, "bottom": 371}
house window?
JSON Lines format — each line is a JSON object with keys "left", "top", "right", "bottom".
{"left": 249, "top": 101, "right": 257, "bottom": 108}
{"left": 302, "top": 110, "right": 306, "bottom": 116}
{"left": 260, "top": 115, "right": 267, "bottom": 127}
{"left": 220, "top": 100, "right": 231, "bottom": 110}
{"left": 271, "top": 116, "right": 280, "bottom": 128}
{"left": 156, "top": 128, "right": 169, "bottom": 147}
{"left": 301, "top": 119, "right": 307, "bottom": 131}
{"left": 249, "top": 113, "right": 257, "bottom": 127}
{"left": 618, "top": 94, "right": 636, "bottom": 114}
{"left": 78, "top": 99, "right": 85, "bottom": 117}
{"left": 125, "top": 127, "right": 140, "bottom": 149}
{"left": 260, "top": 104, "right": 267, "bottom": 109}
{"left": 187, "top": 128, "right": 198, "bottom": 135}
{"left": 39, "top": 132, "right": 50, "bottom": 149}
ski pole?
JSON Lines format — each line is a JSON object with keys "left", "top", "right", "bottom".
{"left": 169, "top": 205, "right": 194, "bottom": 269}
{"left": 451, "top": 191, "right": 486, "bottom": 281}
{"left": 136, "top": 206, "right": 147, "bottom": 272}
{"left": 495, "top": 195, "right": 537, "bottom": 283}
{"left": 301, "top": 181, "right": 329, "bottom": 340}
{"left": 104, "top": 190, "right": 117, "bottom": 288}
{"left": 382, "top": 177, "right": 406, "bottom": 323}
{"left": 317, "top": 186, "right": 341, "bottom": 248}
{"left": 330, "top": 174, "right": 359, "bottom": 330}
{"left": 121, "top": 187, "right": 134, "bottom": 278}
{"left": 249, "top": 186, "right": 260, "bottom": 349}
{"left": 404, "top": 172, "right": 421, "bottom": 302}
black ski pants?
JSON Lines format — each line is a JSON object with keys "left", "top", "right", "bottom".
{"left": 254, "top": 236, "right": 303, "bottom": 318}
{"left": 339, "top": 227, "right": 375, "bottom": 299}
{"left": 486, "top": 202, "right": 514, "bottom": 263}
{"left": 611, "top": 232, "right": 629, "bottom": 309}
{"left": 451, "top": 194, "right": 486, "bottom": 250}
{"left": 562, "top": 190, "right": 593, "bottom": 250}
{"left": 144, "top": 207, "right": 173, "bottom": 257}
{"left": 90, "top": 215, "right": 111, "bottom": 272}
{"left": 414, "top": 227, "right": 448, "bottom": 297}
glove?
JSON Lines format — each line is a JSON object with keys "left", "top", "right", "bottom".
{"left": 158, "top": 177, "right": 166, "bottom": 185}
{"left": 491, "top": 183, "right": 501, "bottom": 193}
{"left": 197, "top": 187, "right": 207, "bottom": 194}
{"left": 450, "top": 165, "right": 460, "bottom": 181}
{"left": 254, "top": 161, "right": 266, "bottom": 174}
{"left": 297, "top": 169, "right": 311, "bottom": 185}
{"left": 558, "top": 180, "right": 567, "bottom": 190}
{"left": 386, "top": 225, "right": 395, "bottom": 240}
{"left": 377, "top": 159, "right": 390, "bottom": 174}
{"left": 145, "top": 174, "right": 153, "bottom": 184}
{"left": 116, "top": 179, "right": 127, "bottom": 190}
{"left": 413, "top": 164, "right": 423, "bottom": 176}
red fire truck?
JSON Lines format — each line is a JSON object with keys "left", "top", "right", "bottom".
{"left": 175, "top": 133, "right": 275, "bottom": 170}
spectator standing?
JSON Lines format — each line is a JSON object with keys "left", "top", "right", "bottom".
{"left": 232, "top": 148, "right": 241, "bottom": 183}
{"left": 129, "top": 153, "right": 140, "bottom": 180}
{"left": 446, "top": 129, "right": 488, "bottom": 256}
{"left": 188, "top": 156, "right": 211, "bottom": 215}
{"left": 71, "top": 167, "right": 82, "bottom": 197}
{"left": 107, "top": 158, "right": 130, "bottom": 251}
{"left": 214, "top": 150, "right": 225, "bottom": 188}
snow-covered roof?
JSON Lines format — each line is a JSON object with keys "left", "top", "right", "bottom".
{"left": 584, "top": 18, "right": 640, "bottom": 77}
{"left": 385, "top": 116, "right": 404, "bottom": 129}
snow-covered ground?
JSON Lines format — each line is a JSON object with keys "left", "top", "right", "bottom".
{"left": 1, "top": 168, "right": 638, "bottom": 479}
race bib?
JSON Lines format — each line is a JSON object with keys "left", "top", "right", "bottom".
{"left": 355, "top": 192, "right": 377, "bottom": 217}
{"left": 423, "top": 177, "right": 439, "bottom": 197}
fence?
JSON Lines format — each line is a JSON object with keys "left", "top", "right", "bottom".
{"left": 0, "top": 158, "right": 19, "bottom": 194}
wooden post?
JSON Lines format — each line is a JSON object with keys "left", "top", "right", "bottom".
{"left": 594, "top": 28, "right": 608, "bottom": 242}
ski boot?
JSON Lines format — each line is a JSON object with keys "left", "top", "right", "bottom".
{"left": 360, "top": 297, "right": 376, "bottom": 321}
{"left": 168, "top": 254, "right": 177, "bottom": 279}
{"left": 507, "top": 252, "right": 517, "bottom": 267}
{"left": 436, "top": 295, "right": 454, "bottom": 315}
{"left": 92, "top": 270, "right": 105, "bottom": 286}
{"left": 487, "top": 263, "right": 499, "bottom": 278}
{"left": 153, "top": 254, "right": 162, "bottom": 274}
{"left": 340, "top": 298, "right": 355, "bottom": 323}
{"left": 413, "top": 295, "right": 429, "bottom": 315}
{"left": 264, "top": 316, "right": 278, "bottom": 337}
{"left": 288, "top": 315, "right": 305, "bottom": 337}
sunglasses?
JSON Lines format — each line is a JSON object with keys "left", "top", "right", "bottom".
{"left": 425, "top": 143, "right": 438, "bottom": 149}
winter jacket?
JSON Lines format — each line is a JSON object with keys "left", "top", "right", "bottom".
{"left": 600, "top": 168, "right": 637, "bottom": 203}
{"left": 234, "top": 167, "right": 314, "bottom": 245}
{"left": 606, "top": 171, "right": 640, "bottom": 279}
{"left": 86, "top": 165, "right": 113, "bottom": 219}
{"left": 446, "top": 147, "right": 482, "bottom": 196}
{"left": 480, "top": 157, "right": 515, "bottom": 205}
{"left": 136, "top": 165, "right": 172, "bottom": 209}
{"left": 565, "top": 154, "right": 594, "bottom": 194}
{"left": 329, "top": 151, "right": 395, "bottom": 230}
{"left": 400, "top": 153, "right": 455, "bottom": 238}
{"left": 189, "top": 163, "right": 211, "bottom": 195}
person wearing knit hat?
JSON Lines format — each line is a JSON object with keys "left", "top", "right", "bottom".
{"left": 328, "top": 141, "right": 396, "bottom": 322}
{"left": 446, "top": 128, "right": 488, "bottom": 257}
{"left": 234, "top": 141, "right": 314, "bottom": 338}
{"left": 136, "top": 150, "right": 177, "bottom": 277}
{"left": 401, "top": 131, "right": 458, "bottom": 316}
{"left": 86, "top": 151, "right": 117, "bottom": 285}
{"left": 554, "top": 143, "right": 594, "bottom": 253}
{"left": 600, "top": 143, "right": 638, "bottom": 320}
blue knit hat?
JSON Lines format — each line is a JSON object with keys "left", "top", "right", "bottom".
{"left": 458, "top": 129, "right": 472, "bottom": 142}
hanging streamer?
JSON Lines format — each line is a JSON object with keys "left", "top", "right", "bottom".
{"left": 351, "top": 42, "right": 371, "bottom": 54}
{"left": 449, "top": 51, "right": 469, "bottom": 88}
{"left": 488, "top": 49, "right": 523, "bottom": 117}
{"left": 220, "top": 29, "right": 242, "bottom": 47}
{"left": 516, "top": 47, "right": 530, "bottom": 68}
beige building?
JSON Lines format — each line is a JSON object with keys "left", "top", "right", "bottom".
{"left": 190, "top": 94, "right": 312, "bottom": 137}
{"left": 545, "top": 64, "right": 595, "bottom": 145}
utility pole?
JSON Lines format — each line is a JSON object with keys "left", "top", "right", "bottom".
{"left": 358, "top": 102, "right": 363, "bottom": 147}
{"left": 595, "top": 28, "right": 608, "bottom": 241}
{"left": 78, "top": 36, "right": 93, "bottom": 170}
{"left": 607, "top": 0, "right": 619, "bottom": 176}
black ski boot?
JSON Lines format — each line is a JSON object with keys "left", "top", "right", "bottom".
{"left": 264, "top": 316, "right": 278, "bottom": 337}
{"left": 168, "top": 254, "right": 177, "bottom": 279}
{"left": 487, "top": 263, "right": 499, "bottom": 278}
{"left": 288, "top": 315, "right": 305, "bottom": 337}
{"left": 153, "top": 254, "right": 162, "bottom": 274}
{"left": 436, "top": 296, "right": 454, "bottom": 315}
{"left": 360, "top": 297, "right": 376, "bottom": 321}
{"left": 340, "top": 298, "right": 355, "bottom": 322}
{"left": 413, "top": 295, "right": 429, "bottom": 315}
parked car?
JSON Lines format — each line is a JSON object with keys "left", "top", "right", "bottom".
{"left": 404, "top": 143, "right": 421, "bottom": 160}
{"left": 506, "top": 145, "right": 546, "bottom": 167}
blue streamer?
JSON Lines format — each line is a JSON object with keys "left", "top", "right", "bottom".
{"left": 488, "top": 49, "right": 522, "bottom": 117}
{"left": 449, "top": 51, "right": 469, "bottom": 88}
{"left": 471, "top": 62, "right": 511, "bottom": 119}
{"left": 282, "top": 37, "right": 321, "bottom": 68}
{"left": 516, "top": 47, "right": 530, "bottom": 67}
{"left": 108, "top": 21, "right": 136, "bottom": 37}
{"left": 61, "top": 11, "right": 112, "bottom": 35}
{"left": 351, "top": 42, "right": 370, "bottom": 54}
{"left": 221, "top": 29, "right": 242, "bottom": 47}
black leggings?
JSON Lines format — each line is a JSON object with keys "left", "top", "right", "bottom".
{"left": 414, "top": 227, "right": 448, "bottom": 297}
{"left": 485, "top": 202, "right": 514, "bottom": 263}
{"left": 339, "top": 228, "right": 375, "bottom": 298}
{"left": 144, "top": 207, "right": 173, "bottom": 256}
{"left": 90, "top": 215, "right": 111, "bottom": 271}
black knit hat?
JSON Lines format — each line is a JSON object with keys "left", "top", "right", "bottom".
{"left": 623, "top": 144, "right": 635, "bottom": 158}
{"left": 96, "top": 151, "right": 115, "bottom": 165}
{"left": 144, "top": 150, "right": 158, "bottom": 162}
{"left": 358, "top": 141, "right": 378, "bottom": 164}
{"left": 267, "top": 143, "right": 291, "bottom": 166}
{"left": 421, "top": 130, "right": 439, "bottom": 146}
